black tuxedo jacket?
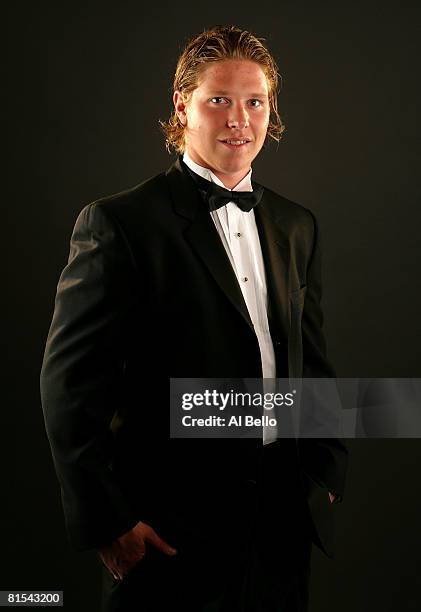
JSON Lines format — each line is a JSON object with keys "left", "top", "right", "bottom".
{"left": 40, "top": 155, "right": 347, "bottom": 558}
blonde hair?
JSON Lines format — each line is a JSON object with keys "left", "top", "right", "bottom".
{"left": 159, "top": 25, "right": 285, "bottom": 154}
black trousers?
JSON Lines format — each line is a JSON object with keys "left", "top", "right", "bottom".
{"left": 101, "top": 443, "right": 314, "bottom": 612}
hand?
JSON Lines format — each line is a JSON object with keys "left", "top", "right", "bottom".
{"left": 98, "top": 521, "right": 177, "bottom": 581}
{"left": 328, "top": 491, "right": 337, "bottom": 503}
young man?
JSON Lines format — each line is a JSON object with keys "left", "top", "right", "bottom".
{"left": 40, "top": 25, "right": 347, "bottom": 612}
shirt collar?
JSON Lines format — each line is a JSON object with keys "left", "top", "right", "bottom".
{"left": 182, "top": 150, "right": 253, "bottom": 193}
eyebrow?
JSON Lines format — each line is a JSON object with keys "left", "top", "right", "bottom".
{"left": 207, "top": 91, "right": 268, "bottom": 98}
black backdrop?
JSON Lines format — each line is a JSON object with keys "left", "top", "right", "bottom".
{"left": 4, "top": 1, "right": 421, "bottom": 610}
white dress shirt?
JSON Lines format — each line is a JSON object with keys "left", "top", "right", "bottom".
{"left": 182, "top": 151, "right": 278, "bottom": 445}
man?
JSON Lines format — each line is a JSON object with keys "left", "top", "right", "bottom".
{"left": 40, "top": 25, "right": 347, "bottom": 611}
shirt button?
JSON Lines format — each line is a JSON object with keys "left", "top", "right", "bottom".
{"left": 235, "top": 232, "right": 242, "bottom": 238}
{"left": 242, "top": 277, "right": 248, "bottom": 282}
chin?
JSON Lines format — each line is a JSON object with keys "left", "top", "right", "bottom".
{"left": 223, "top": 161, "right": 251, "bottom": 175}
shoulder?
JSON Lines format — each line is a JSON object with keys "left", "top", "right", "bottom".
{"left": 74, "top": 170, "right": 171, "bottom": 233}
{"left": 90, "top": 170, "right": 169, "bottom": 216}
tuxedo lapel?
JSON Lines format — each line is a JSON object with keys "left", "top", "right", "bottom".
{"left": 254, "top": 194, "right": 291, "bottom": 343}
{"left": 165, "top": 156, "right": 254, "bottom": 331}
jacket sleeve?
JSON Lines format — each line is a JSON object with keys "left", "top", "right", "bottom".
{"left": 298, "top": 210, "right": 348, "bottom": 502}
{"left": 40, "top": 202, "right": 140, "bottom": 551}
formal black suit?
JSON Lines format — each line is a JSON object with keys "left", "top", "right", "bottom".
{"left": 40, "top": 155, "right": 348, "bottom": 611}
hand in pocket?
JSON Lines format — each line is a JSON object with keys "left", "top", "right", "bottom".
{"left": 98, "top": 521, "right": 177, "bottom": 581}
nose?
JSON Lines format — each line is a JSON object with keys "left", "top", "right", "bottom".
{"left": 226, "top": 104, "right": 249, "bottom": 130}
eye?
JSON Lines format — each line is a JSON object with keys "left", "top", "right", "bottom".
{"left": 249, "top": 99, "right": 263, "bottom": 107}
{"left": 210, "top": 97, "right": 228, "bottom": 104}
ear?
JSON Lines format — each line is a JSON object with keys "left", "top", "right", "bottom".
{"left": 173, "top": 90, "right": 187, "bottom": 125}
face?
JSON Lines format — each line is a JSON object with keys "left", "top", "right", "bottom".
{"left": 173, "top": 59, "right": 270, "bottom": 188}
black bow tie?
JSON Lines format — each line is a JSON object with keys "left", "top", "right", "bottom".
{"left": 184, "top": 163, "right": 264, "bottom": 212}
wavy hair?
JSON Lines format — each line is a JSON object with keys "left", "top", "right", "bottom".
{"left": 159, "top": 25, "right": 285, "bottom": 154}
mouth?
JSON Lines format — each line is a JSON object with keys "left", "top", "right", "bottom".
{"left": 218, "top": 139, "right": 251, "bottom": 149}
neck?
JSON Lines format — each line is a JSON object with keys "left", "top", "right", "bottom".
{"left": 183, "top": 149, "right": 251, "bottom": 190}
{"left": 212, "top": 170, "right": 250, "bottom": 190}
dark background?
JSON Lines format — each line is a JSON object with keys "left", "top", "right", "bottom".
{"left": 4, "top": 1, "right": 421, "bottom": 610}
